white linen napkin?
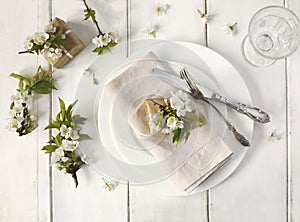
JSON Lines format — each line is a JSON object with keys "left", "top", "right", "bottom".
{"left": 104, "top": 52, "right": 233, "bottom": 193}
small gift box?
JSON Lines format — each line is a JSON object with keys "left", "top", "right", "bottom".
{"left": 47, "top": 18, "right": 85, "bottom": 68}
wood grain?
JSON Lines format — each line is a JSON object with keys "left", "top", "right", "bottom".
{"left": 0, "top": 0, "right": 50, "bottom": 221}
{"left": 50, "top": 0, "right": 129, "bottom": 221}
{"left": 286, "top": 1, "right": 300, "bottom": 222}
{"left": 207, "top": 0, "right": 287, "bottom": 221}
{"left": 128, "top": 1, "right": 209, "bottom": 222}
{"left": 1, "top": 0, "right": 299, "bottom": 221}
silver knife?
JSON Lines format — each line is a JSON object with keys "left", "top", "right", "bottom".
{"left": 153, "top": 67, "right": 270, "bottom": 123}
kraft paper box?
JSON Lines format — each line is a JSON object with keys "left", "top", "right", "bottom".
{"left": 46, "top": 18, "right": 85, "bottom": 68}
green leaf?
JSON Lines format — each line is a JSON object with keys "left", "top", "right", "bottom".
{"left": 54, "top": 134, "right": 62, "bottom": 147}
{"left": 10, "top": 73, "right": 30, "bottom": 85}
{"left": 31, "top": 80, "right": 57, "bottom": 94}
{"left": 92, "top": 42, "right": 118, "bottom": 56}
{"left": 67, "top": 100, "right": 78, "bottom": 113}
{"left": 83, "top": 8, "right": 96, "bottom": 22}
{"left": 18, "top": 80, "right": 24, "bottom": 92}
{"left": 42, "top": 145, "right": 57, "bottom": 153}
{"left": 44, "top": 121, "right": 60, "bottom": 130}
{"left": 31, "top": 66, "right": 54, "bottom": 85}
{"left": 58, "top": 97, "right": 66, "bottom": 121}
{"left": 65, "top": 100, "right": 77, "bottom": 123}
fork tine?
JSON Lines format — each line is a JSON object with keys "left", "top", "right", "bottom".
{"left": 179, "top": 69, "right": 194, "bottom": 92}
{"left": 182, "top": 68, "right": 199, "bottom": 91}
{"left": 180, "top": 68, "right": 199, "bottom": 94}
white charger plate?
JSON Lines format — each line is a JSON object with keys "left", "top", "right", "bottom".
{"left": 75, "top": 40, "right": 253, "bottom": 195}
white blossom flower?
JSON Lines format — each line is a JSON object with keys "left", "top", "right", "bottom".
{"left": 44, "top": 24, "right": 57, "bottom": 33}
{"left": 268, "top": 130, "right": 285, "bottom": 142}
{"left": 30, "top": 115, "right": 36, "bottom": 121}
{"left": 146, "top": 24, "right": 157, "bottom": 38}
{"left": 170, "top": 90, "right": 192, "bottom": 117}
{"left": 155, "top": 3, "right": 169, "bottom": 16}
{"left": 161, "top": 127, "right": 172, "bottom": 134}
{"left": 101, "top": 33, "right": 111, "bottom": 46}
{"left": 43, "top": 47, "right": 63, "bottom": 60}
{"left": 61, "top": 156, "right": 69, "bottom": 162}
{"left": 60, "top": 125, "right": 69, "bottom": 138}
{"left": 22, "top": 90, "right": 30, "bottom": 100}
{"left": 166, "top": 116, "right": 178, "bottom": 130}
{"left": 12, "top": 103, "right": 23, "bottom": 114}
{"left": 148, "top": 113, "right": 164, "bottom": 133}
{"left": 54, "top": 48, "right": 63, "bottom": 58}
{"left": 51, "top": 147, "right": 64, "bottom": 165}
{"left": 6, "top": 118, "right": 19, "bottom": 131}
{"left": 92, "top": 36, "right": 104, "bottom": 48}
{"left": 24, "top": 40, "right": 33, "bottom": 50}
{"left": 197, "top": 9, "right": 210, "bottom": 24}
{"left": 33, "top": 31, "right": 49, "bottom": 45}
{"left": 223, "top": 22, "right": 237, "bottom": 36}
{"left": 61, "top": 139, "right": 79, "bottom": 151}
{"left": 69, "top": 129, "right": 79, "bottom": 140}
{"left": 92, "top": 33, "right": 112, "bottom": 48}
{"left": 109, "top": 32, "right": 119, "bottom": 43}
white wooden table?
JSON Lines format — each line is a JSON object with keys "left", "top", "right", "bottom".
{"left": 1, "top": 0, "right": 300, "bottom": 221}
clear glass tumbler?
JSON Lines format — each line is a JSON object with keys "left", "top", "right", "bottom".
{"left": 242, "top": 6, "right": 300, "bottom": 67}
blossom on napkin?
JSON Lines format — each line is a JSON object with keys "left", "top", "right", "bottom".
{"left": 103, "top": 52, "right": 233, "bottom": 193}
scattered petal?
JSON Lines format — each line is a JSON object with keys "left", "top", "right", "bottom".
{"left": 197, "top": 9, "right": 210, "bottom": 24}
{"left": 223, "top": 22, "right": 238, "bottom": 36}
{"left": 146, "top": 24, "right": 158, "bottom": 38}
{"left": 155, "top": 3, "right": 169, "bottom": 16}
{"left": 101, "top": 178, "right": 118, "bottom": 192}
{"left": 268, "top": 130, "right": 285, "bottom": 142}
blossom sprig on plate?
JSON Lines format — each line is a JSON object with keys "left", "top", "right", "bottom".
{"left": 42, "top": 98, "right": 89, "bottom": 187}
{"left": 82, "top": 0, "right": 119, "bottom": 55}
{"left": 7, "top": 66, "right": 56, "bottom": 136}
{"left": 149, "top": 90, "right": 205, "bottom": 145}
{"left": 19, "top": 24, "right": 65, "bottom": 61}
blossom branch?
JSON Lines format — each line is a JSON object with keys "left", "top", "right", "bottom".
{"left": 82, "top": 0, "right": 103, "bottom": 37}
{"left": 18, "top": 50, "right": 34, "bottom": 54}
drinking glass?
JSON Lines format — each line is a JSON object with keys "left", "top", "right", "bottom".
{"left": 242, "top": 6, "right": 300, "bottom": 67}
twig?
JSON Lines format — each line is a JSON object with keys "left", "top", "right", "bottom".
{"left": 82, "top": 0, "right": 103, "bottom": 37}
{"left": 150, "top": 99, "right": 165, "bottom": 109}
{"left": 18, "top": 50, "right": 34, "bottom": 54}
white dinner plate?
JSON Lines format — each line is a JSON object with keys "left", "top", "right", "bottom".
{"left": 75, "top": 40, "right": 253, "bottom": 195}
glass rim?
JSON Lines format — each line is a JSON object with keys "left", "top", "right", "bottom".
{"left": 248, "top": 5, "right": 300, "bottom": 59}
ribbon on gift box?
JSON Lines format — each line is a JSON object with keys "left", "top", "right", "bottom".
{"left": 61, "top": 29, "right": 74, "bottom": 59}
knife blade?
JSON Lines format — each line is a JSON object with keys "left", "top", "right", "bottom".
{"left": 153, "top": 67, "right": 270, "bottom": 123}
{"left": 153, "top": 67, "right": 220, "bottom": 99}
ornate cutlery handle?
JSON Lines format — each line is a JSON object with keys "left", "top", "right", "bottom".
{"left": 211, "top": 93, "right": 270, "bottom": 123}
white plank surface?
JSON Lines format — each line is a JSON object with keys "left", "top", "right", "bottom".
{"left": 0, "top": 0, "right": 50, "bottom": 221}
{"left": 2, "top": 0, "right": 300, "bottom": 222}
{"left": 287, "top": 1, "right": 300, "bottom": 222}
{"left": 129, "top": 1, "right": 208, "bottom": 222}
{"left": 207, "top": 0, "right": 287, "bottom": 221}
{"left": 50, "top": 0, "right": 128, "bottom": 222}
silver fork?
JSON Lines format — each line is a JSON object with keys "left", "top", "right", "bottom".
{"left": 179, "top": 68, "right": 250, "bottom": 147}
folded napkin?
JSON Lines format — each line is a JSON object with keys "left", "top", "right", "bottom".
{"left": 104, "top": 52, "right": 233, "bottom": 193}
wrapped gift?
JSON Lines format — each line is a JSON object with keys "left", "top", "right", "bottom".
{"left": 46, "top": 18, "right": 85, "bottom": 68}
